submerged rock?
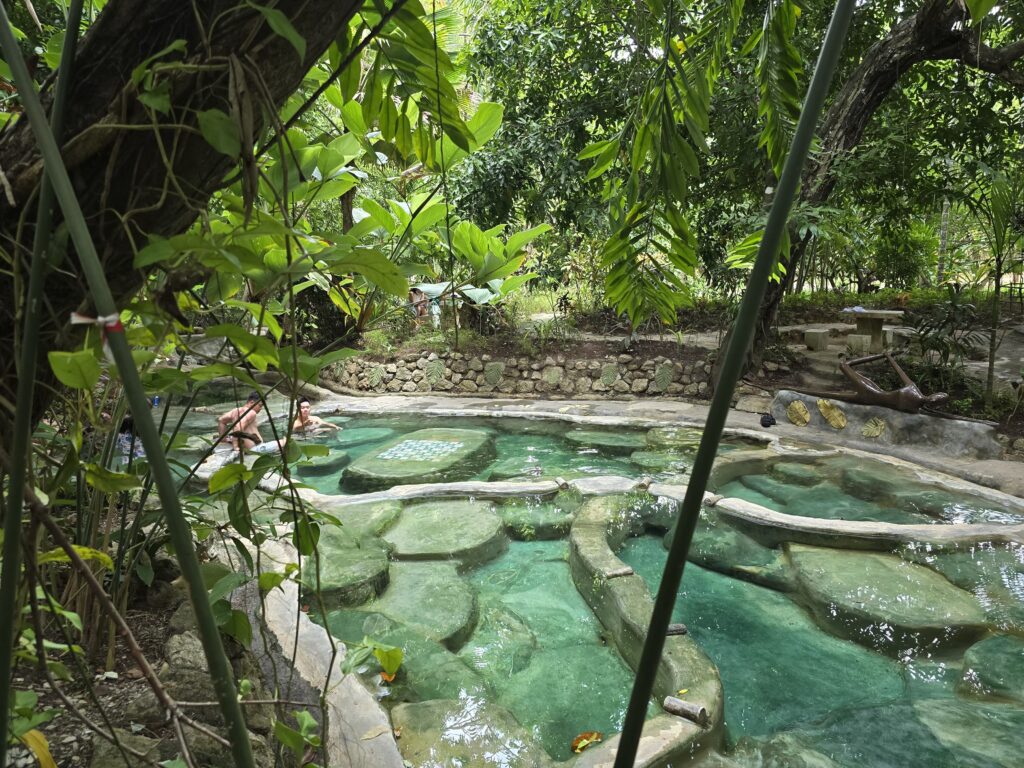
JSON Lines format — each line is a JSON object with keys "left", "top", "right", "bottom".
{"left": 392, "top": 698, "right": 555, "bottom": 768}
{"left": 960, "top": 634, "right": 1024, "bottom": 703}
{"left": 295, "top": 447, "right": 350, "bottom": 476}
{"left": 328, "top": 499, "right": 402, "bottom": 538}
{"left": 313, "top": 524, "right": 390, "bottom": 606}
{"left": 768, "top": 461, "right": 822, "bottom": 487}
{"left": 355, "top": 561, "right": 477, "bottom": 650}
{"left": 789, "top": 544, "right": 987, "bottom": 654}
{"left": 914, "top": 698, "right": 1024, "bottom": 768}
{"left": 645, "top": 426, "right": 703, "bottom": 450}
{"left": 565, "top": 429, "right": 647, "bottom": 455}
{"left": 332, "top": 427, "right": 396, "bottom": 447}
{"left": 499, "top": 498, "right": 576, "bottom": 540}
{"left": 677, "top": 509, "right": 793, "bottom": 591}
{"left": 342, "top": 428, "right": 495, "bottom": 491}
{"left": 383, "top": 500, "right": 507, "bottom": 566}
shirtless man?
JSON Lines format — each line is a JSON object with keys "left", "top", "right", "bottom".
{"left": 292, "top": 397, "right": 341, "bottom": 435}
{"left": 217, "top": 391, "right": 267, "bottom": 451}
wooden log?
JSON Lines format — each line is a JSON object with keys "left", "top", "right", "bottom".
{"left": 666, "top": 623, "right": 688, "bottom": 636}
{"left": 663, "top": 696, "right": 708, "bottom": 727}
{"left": 604, "top": 566, "right": 635, "bottom": 579}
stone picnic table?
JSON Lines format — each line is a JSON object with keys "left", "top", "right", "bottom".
{"left": 840, "top": 308, "right": 904, "bottom": 352}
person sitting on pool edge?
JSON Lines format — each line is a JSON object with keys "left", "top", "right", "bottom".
{"left": 292, "top": 396, "right": 342, "bottom": 435}
{"left": 217, "top": 391, "right": 287, "bottom": 453}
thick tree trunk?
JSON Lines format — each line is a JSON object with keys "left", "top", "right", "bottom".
{"left": 936, "top": 196, "right": 951, "bottom": 283}
{"left": 724, "top": 0, "right": 1024, "bottom": 380}
{"left": 0, "top": 0, "right": 363, "bottom": 430}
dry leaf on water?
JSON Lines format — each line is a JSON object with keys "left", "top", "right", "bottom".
{"left": 571, "top": 732, "right": 603, "bottom": 753}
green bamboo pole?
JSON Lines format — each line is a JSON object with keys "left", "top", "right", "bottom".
{"left": 1, "top": 2, "right": 84, "bottom": 761}
{"left": 0, "top": 8, "right": 256, "bottom": 767}
{"left": 612, "top": 2, "right": 857, "bottom": 765}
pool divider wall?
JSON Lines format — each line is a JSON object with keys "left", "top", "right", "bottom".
{"left": 568, "top": 495, "right": 725, "bottom": 767}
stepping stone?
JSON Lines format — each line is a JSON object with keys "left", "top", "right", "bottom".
{"left": 630, "top": 450, "right": 689, "bottom": 473}
{"left": 646, "top": 426, "right": 703, "bottom": 450}
{"left": 914, "top": 698, "right": 1024, "bottom": 768}
{"left": 458, "top": 603, "right": 537, "bottom": 680}
{"left": 739, "top": 474, "right": 802, "bottom": 505}
{"left": 839, "top": 465, "right": 902, "bottom": 501}
{"left": 768, "top": 462, "right": 821, "bottom": 487}
{"left": 296, "top": 447, "right": 350, "bottom": 476}
{"left": 499, "top": 499, "right": 576, "bottom": 540}
{"left": 332, "top": 427, "right": 396, "bottom": 448}
{"left": 789, "top": 544, "right": 987, "bottom": 654}
{"left": 324, "top": 611, "right": 489, "bottom": 701}
{"left": 678, "top": 509, "right": 792, "bottom": 591}
{"left": 341, "top": 428, "right": 495, "bottom": 491}
{"left": 785, "top": 482, "right": 927, "bottom": 525}
{"left": 358, "top": 562, "right": 477, "bottom": 650}
{"left": 565, "top": 429, "right": 647, "bottom": 455}
{"left": 330, "top": 500, "right": 402, "bottom": 538}
{"left": 313, "top": 524, "right": 389, "bottom": 606}
{"left": 383, "top": 500, "right": 507, "bottom": 566}
{"left": 960, "top": 634, "right": 1024, "bottom": 703}
{"left": 392, "top": 699, "right": 554, "bottom": 768}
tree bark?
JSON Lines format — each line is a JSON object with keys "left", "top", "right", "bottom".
{"left": 722, "top": 0, "right": 1024, "bottom": 381}
{"left": 0, "top": 0, "right": 364, "bottom": 430}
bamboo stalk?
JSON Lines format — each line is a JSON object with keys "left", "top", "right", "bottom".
{"left": 0, "top": 8, "right": 255, "bottom": 766}
{"left": 0, "top": 2, "right": 84, "bottom": 762}
{"left": 612, "top": 2, "right": 858, "bottom": 765}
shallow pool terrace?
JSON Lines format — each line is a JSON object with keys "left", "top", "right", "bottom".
{"left": 180, "top": 408, "right": 1024, "bottom": 766}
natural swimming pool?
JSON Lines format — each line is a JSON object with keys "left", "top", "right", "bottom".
{"left": 181, "top": 404, "right": 1024, "bottom": 766}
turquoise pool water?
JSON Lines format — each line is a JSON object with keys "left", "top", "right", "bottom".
{"left": 619, "top": 534, "right": 1024, "bottom": 767}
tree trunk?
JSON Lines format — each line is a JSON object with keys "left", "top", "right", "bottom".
{"left": 0, "top": 0, "right": 364, "bottom": 431}
{"left": 986, "top": 255, "right": 1002, "bottom": 408}
{"left": 936, "top": 196, "right": 951, "bottom": 283}
{"left": 734, "top": 0, "right": 1024, "bottom": 378}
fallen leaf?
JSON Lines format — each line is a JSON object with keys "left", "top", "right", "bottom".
{"left": 20, "top": 730, "right": 56, "bottom": 768}
{"left": 786, "top": 400, "right": 810, "bottom": 427}
{"left": 571, "top": 731, "right": 603, "bottom": 754}
{"left": 380, "top": 670, "right": 396, "bottom": 683}
{"left": 393, "top": 727, "right": 402, "bottom": 739}
{"left": 677, "top": 689, "right": 689, "bottom": 696}
{"left": 361, "top": 725, "right": 390, "bottom": 740}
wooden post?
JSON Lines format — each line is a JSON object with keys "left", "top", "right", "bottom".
{"left": 663, "top": 696, "right": 709, "bottom": 727}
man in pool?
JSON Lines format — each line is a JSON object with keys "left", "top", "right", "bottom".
{"left": 217, "top": 391, "right": 287, "bottom": 452}
{"left": 292, "top": 396, "right": 342, "bottom": 435}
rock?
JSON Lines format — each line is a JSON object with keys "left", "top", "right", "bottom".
{"left": 498, "top": 497, "right": 578, "bottom": 540}
{"left": 960, "top": 634, "right": 1024, "bottom": 702}
{"left": 333, "top": 427, "right": 396, "bottom": 448}
{"left": 392, "top": 699, "right": 554, "bottom": 768}
{"left": 912, "top": 698, "right": 1024, "bottom": 767}
{"left": 342, "top": 428, "right": 495, "bottom": 491}
{"left": 612, "top": 379, "right": 630, "bottom": 393}
{"left": 631, "top": 377, "right": 649, "bottom": 393}
{"left": 355, "top": 562, "right": 477, "bottom": 650}
{"left": 678, "top": 509, "right": 793, "bottom": 591}
{"left": 839, "top": 465, "right": 902, "bottom": 500}
{"left": 168, "top": 600, "right": 197, "bottom": 635}
{"left": 189, "top": 730, "right": 275, "bottom": 768}
{"left": 458, "top": 379, "right": 479, "bottom": 392}
{"left": 457, "top": 602, "right": 537, "bottom": 681}
{"left": 382, "top": 500, "right": 507, "bottom": 567}
{"left": 738, "top": 474, "right": 802, "bottom": 505}
{"left": 629, "top": 450, "right": 688, "bottom": 473}
{"left": 145, "top": 579, "right": 186, "bottom": 612}
{"left": 325, "top": 611, "right": 488, "bottom": 701}
{"left": 646, "top": 426, "right": 702, "bottom": 450}
{"left": 789, "top": 544, "right": 987, "bottom": 654}
{"left": 296, "top": 447, "right": 351, "bottom": 476}
{"left": 329, "top": 500, "right": 402, "bottom": 537}
{"left": 313, "top": 524, "right": 390, "bottom": 606}
{"left": 703, "top": 732, "right": 844, "bottom": 768}
{"left": 767, "top": 462, "right": 821, "bottom": 487}
{"left": 89, "top": 728, "right": 168, "bottom": 767}
{"left": 541, "top": 366, "right": 564, "bottom": 385}
{"left": 468, "top": 357, "right": 483, "bottom": 371}
{"left": 564, "top": 429, "right": 647, "bottom": 455}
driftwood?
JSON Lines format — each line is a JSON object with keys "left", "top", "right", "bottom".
{"left": 663, "top": 696, "right": 708, "bottom": 727}
{"left": 604, "top": 566, "right": 635, "bottom": 579}
{"left": 666, "top": 623, "right": 688, "bottom": 636}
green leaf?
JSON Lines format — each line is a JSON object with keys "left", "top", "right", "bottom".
{"left": 199, "top": 561, "right": 233, "bottom": 590}
{"left": 506, "top": 224, "right": 551, "bottom": 257}
{"left": 301, "top": 443, "right": 330, "bottom": 457}
{"left": 84, "top": 465, "right": 142, "bottom": 493}
{"left": 965, "top": 0, "right": 997, "bottom": 23}
{"left": 37, "top": 546, "right": 114, "bottom": 572}
{"left": 136, "top": 551, "right": 155, "bottom": 586}
{"left": 323, "top": 247, "right": 407, "bottom": 297}
{"left": 197, "top": 109, "right": 240, "bottom": 157}
{"left": 258, "top": 572, "right": 287, "bottom": 593}
{"left": 274, "top": 721, "right": 304, "bottom": 756}
{"left": 209, "top": 463, "right": 252, "bottom": 493}
{"left": 48, "top": 350, "right": 100, "bottom": 390}
{"left": 208, "top": 572, "right": 250, "bottom": 604}
{"left": 221, "top": 608, "right": 253, "bottom": 646}
{"left": 370, "top": 643, "right": 403, "bottom": 676}
{"left": 249, "top": 2, "right": 306, "bottom": 59}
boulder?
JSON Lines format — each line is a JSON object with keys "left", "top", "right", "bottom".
{"left": 295, "top": 447, "right": 350, "bottom": 476}
{"left": 355, "top": 562, "right": 477, "bottom": 650}
{"left": 382, "top": 500, "right": 507, "bottom": 567}
{"left": 789, "top": 545, "right": 987, "bottom": 653}
{"left": 498, "top": 498, "right": 577, "bottom": 540}
{"left": 564, "top": 429, "right": 647, "bottom": 455}
{"left": 332, "top": 427, "right": 396, "bottom": 448}
{"left": 342, "top": 428, "right": 495, "bottom": 491}
{"left": 960, "top": 634, "right": 1024, "bottom": 702}
{"left": 392, "top": 699, "right": 554, "bottom": 768}
{"left": 313, "top": 524, "right": 390, "bottom": 606}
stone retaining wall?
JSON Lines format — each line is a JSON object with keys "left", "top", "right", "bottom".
{"left": 324, "top": 350, "right": 715, "bottom": 398}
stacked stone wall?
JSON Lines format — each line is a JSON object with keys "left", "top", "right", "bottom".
{"left": 324, "top": 350, "right": 715, "bottom": 398}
